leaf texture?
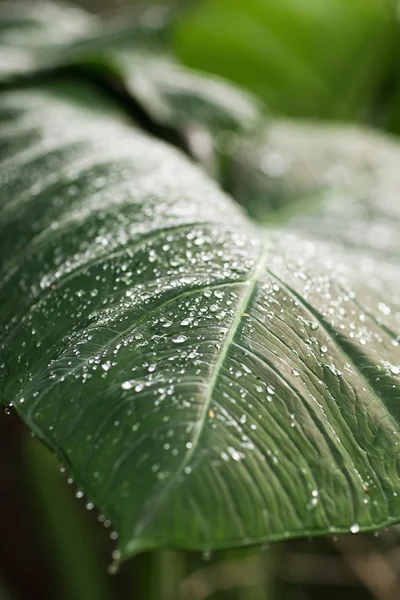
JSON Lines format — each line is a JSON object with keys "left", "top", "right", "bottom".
{"left": 0, "top": 82, "right": 399, "bottom": 562}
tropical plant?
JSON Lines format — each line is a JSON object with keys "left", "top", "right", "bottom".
{"left": 1, "top": 2, "right": 400, "bottom": 598}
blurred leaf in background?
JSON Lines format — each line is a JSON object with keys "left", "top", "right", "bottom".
{"left": 174, "top": 0, "right": 400, "bottom": 123}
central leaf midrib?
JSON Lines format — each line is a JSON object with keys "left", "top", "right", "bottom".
{"left": 130, "top": 243, "right": 269, "bottom": 546}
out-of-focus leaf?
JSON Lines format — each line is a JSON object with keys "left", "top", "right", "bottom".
{"left": 1, "top": 82, "right": 399, "bottom": 565}
{"left": 0, "top": 1, "right": 99, "bottom": 77}
{"left": 229, "top": 120, "right": 400, "bottom": 255}
{"left": 0, "top": 1, "right": 264, "bottom": 174}
{"left": 174, "top": 0, "right": 399, "bottom": 120}
{"left": 65, "top": 47, "right": 264, "bottom": 172}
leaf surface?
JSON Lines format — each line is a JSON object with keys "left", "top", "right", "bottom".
{"left": 229, "top": 121, "right": 400, "bottom": 258}
{"left": 0, "top": 1, "right": 98, "bottom": 77}
{"left": 1, "top": 82, "right": 400, "bottom": 561}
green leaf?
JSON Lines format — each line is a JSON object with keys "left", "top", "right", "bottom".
{"left": 229, "top": 120, "right": 400, "bottom": 254}
{"left": 1, "top": 80, "right": 399, "bottom": 563}
{"left": 174, "top": 0, "right": 399, "bottom": 120}
{"left": 0, "top": 1, "right": 264, "bottom": 180}
{"left": 0, "top": 1, "right": 98, "bottom": 77}
{"left": 65, "top": 47, "right": 264, "bottom": 177}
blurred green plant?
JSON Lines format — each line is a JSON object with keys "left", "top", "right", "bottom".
{"left": 174, "top": 0, "right": 400, "bottom": 122}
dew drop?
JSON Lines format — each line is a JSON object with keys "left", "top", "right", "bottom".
{"left": 172, "top": 335, "right": 187, "bottom": 344}
{"left": 378, "top": 302, "right": 391, "bottom": 316}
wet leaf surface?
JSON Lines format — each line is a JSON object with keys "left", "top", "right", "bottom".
{"left": 0, "top": 81, "right": 399, "bottom": 562}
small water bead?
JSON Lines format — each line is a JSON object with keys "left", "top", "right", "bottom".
{"left": 172, "top": 335, "right": 187, "bottom": 344}
{"left": 111, "top": 550, "right": 121, "bottom": 562}
{"left": 378, "top": 302, "right": 391, "bottom": 316}
{"left": 121, "top": 381, "right": 133, "bottom": 390}
{"left": 350, "top": 523, "right": 360, "bottom": 534}
{"left": 228, "top": 447, "right": 242, "bottom": 461}
{"left": 108, "top": 563, "right": 119, "bottom": 575}
{"left": 76, "top": 490, "right": 84, "bottom": 499}
{"left": 292, "top": 369, "right": 300, "bottom": 377}
{"left": 327, "top": 364, "right": 342, "bottom": 377}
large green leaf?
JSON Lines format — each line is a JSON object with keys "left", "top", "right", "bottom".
{"left": 1, "top": 79, "right": 400, "bottom": 564}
